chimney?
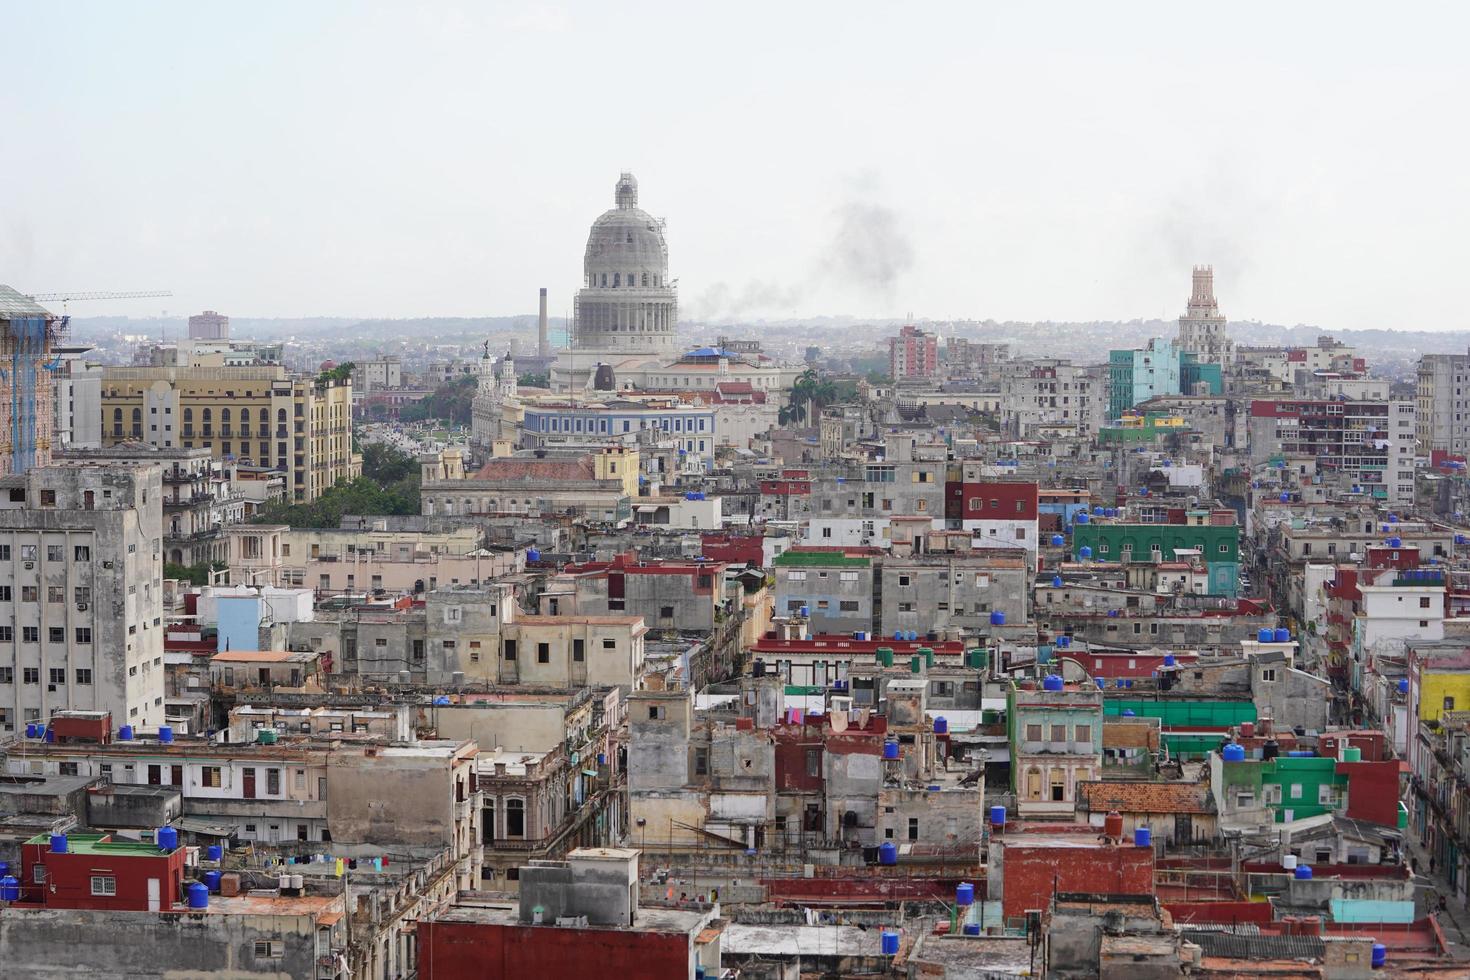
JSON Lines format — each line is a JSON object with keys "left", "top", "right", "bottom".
{"left": 538, "top": 288, "right": 550, "bottom": 359}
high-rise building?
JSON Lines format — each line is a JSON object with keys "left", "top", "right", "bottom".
{"left": 1248, "top": 398, "right": 1417, "bottom": 506}
{"left": 187, "top": 310, "right": 230, "bottom": 341}
{"left": 1416, "top": 351, "right": 1470, "bottom": 455}
{"left": 1108, "top": 338, "right": 1181, "bottom": 420}
{"left": 0, "top": 285, "right": 59, "bottom": 477}
{"left": 1000, "top": 359, "right": 1105, "bottom": 438}
{"left": 571, "top": 173, "right": 678, "bottom": 356}
{"left": 0, "top": 462, "right": 166, "bottom": 735}
{"left": 1176, "top": 265, "right": 1233, "bottom": 369}
{"left": 99, "top": 365, "right": 358, "bottom": 502}
{"left": 51, "top": 344, "right": 103, "bottom": 451}
{"left": 889, "top": 324, "right": 939, "bottom": 380}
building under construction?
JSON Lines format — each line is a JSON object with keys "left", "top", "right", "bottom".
{"left": 0, "top": 285, "right": 61, "bottom": 477}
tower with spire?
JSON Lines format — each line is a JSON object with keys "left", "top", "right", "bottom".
{"left": 1176, "top": 265, "right": 1234, "bottom": 369}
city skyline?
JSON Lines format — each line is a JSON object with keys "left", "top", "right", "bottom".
{"left": 3, "top": 2, "right": 1468, "bottom": 331}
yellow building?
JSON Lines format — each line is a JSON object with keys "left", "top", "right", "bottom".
{"left": 99, "top": 365, "right": 359, "bottom": 502}
{"left": 1417, "top": 668, "right": 1470, "bottom": 723}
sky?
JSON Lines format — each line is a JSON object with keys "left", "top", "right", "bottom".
{"left": 2, "top": 1, "right": 1468, "bottom": 331}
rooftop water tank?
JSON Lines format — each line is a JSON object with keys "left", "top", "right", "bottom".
{"left": 1052, "top": 575, "right": 1064, "bottom": 588}
{"left": 1387, "top": 536, "right": 1402, "bottom": 548}
{"left": 1122, "top": 709, "right": 1136, "bottom": 717}
{"left": 1093, "top": 506, "right": 1104, "bottom": 516}
{"left": 1398, "top": 678, "right": 1410, "bottom": 694}
{"left": 1295, "top": 865, "right": 1313, "bottom": 880}
{"left": 933, "top": 717, "right": 949, "bottom": 735}
{"left": 1076, "top": 512, "right": 1090, "bottom": 524}
{"left": 967, "top": 648, "right": 987, "bottom": 670}
{"left": 963, "top": 923, "right": 981, "bottom": 936}
{"left": 1042, "top": 674, "right": 1064, "bottom": 692}
{"left": 203, "top": 870, "right": 222, "bottom": 893}
{"left": 798, "top": 605, "right": 809, "bottom": 618}
{"left": 1274, "top": 628, "right": 1290, "bottom": 643}
{"left": 1163, "top": 654, "right": 1176, "bottom": 667}
{"left": 1280, "top": 492, "right": 1291, "bottom": 503}
{"left": 1343, "top": 746, "right": 1362, "bottom": 762}
{"left": 158, "top": 726, "right": 174, "bottom": 744}
{"left": 1079, "top": 546, "right": 1093, "bottom": 559}
{"left": 883, "top": 740, "right": 900, "bottom": 760}
{"left": 990, "top": 611, "right": 1006, "bottom": 626}
{"left": 1372, "top": 943, "right": 1386, "bottom": 968}
{"left": 187, "top": 881, "right": 209, "bottom": 909}
{"left": 1258, "top": 628, "right": 1274, "bottom": 642}
{"left": 881, "top": 930, "right": 900, "bottom": 955}
{"left": 1051, "top": 534, "right": 1065, "bottom": 546}
{"left": 526, "top": 547, "right": 540, "bottom": 562}
{"left": 990, "top": 805, "right": 1007, "bottom": 827}
{"left": 206, "top": 845, "right": 223, "bottom": 862}
{"left": 907, "top": 630, "right": 918, "bottom": 642}
{"left": 879, "top": 842, "right": 898, "bottom": 866}
{"left": 1282, "top": 854, "right": 1298, "bottom": 870}
{"left": 0, "top": 875, "right": 18, "bottom": 902}
{"left": 1134, "top": 827, "right": 1152, "bottom": 848}
{"left": 956, "top": 882, "right": 975, "bottom": 906}
{"left": 157, "top": 826, "right": 178, "bottom": 852}
{"left": 119, "top": 725, "right": 133, "bottom": 741}
{"left": 1223, "top": 744, "right": 1247, "bottom": 762}
{"left": 49, "top": 834, "right": 67, "bottom": 854}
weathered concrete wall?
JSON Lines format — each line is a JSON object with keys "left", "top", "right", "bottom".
{"left": 429, "top": 701, "right": 567, "bottom": 753}
{"left": 0, "top": 906, "right": 323, "bottom": 978}
{"left": 327, "top": 750, "right": 452, "bottom": 847}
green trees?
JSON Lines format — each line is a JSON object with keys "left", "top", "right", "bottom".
{"left": 399, "top": 376, "right": 477, "bottom": 426}
{"left": 252, "top": 444, "right": 422, "bottom": 528}
{"left": 779, "top": 369, "right": 861, "bottom": 425}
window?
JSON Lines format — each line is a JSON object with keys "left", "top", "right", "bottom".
{"left": 1261, "top": 668, "right": 1277, "bottom": 682}
{"left": 1025, "top": 723, "right": 1042, "bottom": 742}
{"left": 908, "top": 817, "right": 920, "bottom": 840}
{"left": 537, "top": 643, "right": 550, "bottom": 664}
{"left": 90, "top": 875, "right": 116, "bottom": 896}
{"left": 267, "top": 769, "right": 280, "bottom": 794}
{"left": 202, "top": 766, "right": 223, "bottom": 788}
{"left": 21, "top": 586, "right": 37, "bottom": 603}
{"left": 839, "top": 600, "right": 860, "bottom": 611}
{"left": 602, "top": 638, "right": 617, "bottom": 650}
{"left": 1290, "top": 782, "right": 1303, "bottom": 800}
{"left": 74, "top": 546, "right": 90, "bottom": 562}
{"left": 504, "top": 640, "right": 517, "bottom": 661}
{"left": 48, "top": 627, "right": 64, "bottom": 643}
{"left": 1446, "top": 696, "right": 1457, "bottom": 712}
{"left": 253, "top": 941, "right": 283, "bottom": 959}
{"left": 49, "top": 668, "right": 64, "bottom": 685}
{"left": 694, "top": 747, "right": 709, "bottom": 776}
{"left": 1074, "top": 724, "right": 1092, "bottom": 743}
{"left": 647, "top": 705, "right": 666, "bottom": 720}
{"left": 21, "top": 628, "right": 37, "bottom": 644}
{"left": 505, "top": 798, "right": 525, "bottom": 837}
{"left": 0, "top": 668, "right": 10, "bottom": 684}
{"left": 1050, "top": 724, "right": 1067, "bottom": 742}
{"left": 20, "top": 545, "right": 36, "bottom": 561}
{"left": 573, "top": 639, "right": 584, "bottom": 662}
{"left": 74, "top": 587, "right": 90, "bottom": 604}
{"left": 76, "top": 669, "right": 92, "bottom": 685}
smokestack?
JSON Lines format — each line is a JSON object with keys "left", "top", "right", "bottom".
{"left": 538, "top": 288, "right": 549, "bottom": 359}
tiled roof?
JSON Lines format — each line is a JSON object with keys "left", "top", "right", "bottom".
{"left": 1183, "top": 930, "right": 1324, "bottom": 963}
{"left": 1078, "top": 780, "right": 1212, "bottom": 814}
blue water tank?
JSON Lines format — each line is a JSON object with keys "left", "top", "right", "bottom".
{"left": 1371, "top": 943, "right": 1386, "bottom": 968}
{"left": 157, "top": 826, "right": 178, "bottom": 851}
{"left": 990, "top": 611, "right": 1005, "bottom": 626}
{"left": 433, "top": 695, "right": 450, "bottom": 706}
{"left": 934, "top": 717, "right": 949, "bottom": 735}
{"left": 43, "top": 728, "right": 54, "bottom": 743}
{"left": 1134, "top": 827, "right": 1152, "bottom": 847}
{"left": 119, "top": 725, "right": 133, "bottom": 741}
{"left": 1122, "top": 679, "right": 1133, "bottom": 689}
{"left": 1122, "top": 709, "right": 1136, "bottom": 717}
{"left": 1079, "top": 546, "right": 1092, "bottom": 559}
{"left": 187, "top": 881, "right": 209, "bottom": 909}
{"left": 990, "top": 805, "right": 1007, "bottom": 827}
{"left": 1108, "top": 609, "right": 1119, "bottom": 618}
{"left": 1106, "top": 508, "right": 1117, "bottom": 517}
{"left": 1388, "top": 536, "right": 1402, "bottom": 548}
{"left": 1095, "top": 678, "right": 1105, "bottom": 689}
{"left": 1140, "top": 488, "right": 1149, "bottom": 496}
{"left": 49, "top": 834, "right": 67, "bottom": 854}
{"left": 963, "top": 922, "right": 981, "bottom": 936}
{"left": 597, "top": 753, "right": 607, "bottom": 766}
{"left": 158, "top": 726, "right": 174, "bottom": 744}
{"left": 894, "top": 631, "right": 904, "bottom": 640}
{"left": 956, "top": 882, "right": 975, "bottom": 906}
{"left": 1389, "top": 513, "right": 1399, "bottom": 523}
{"left": 1093, "top": 505, "right": 1104, "bottom": 516}
{"left": 1295, "top": 865, "right": 1313, "bottom": 879}
{"left": 883, "top": 740, "right": 900, "bottom": 760}
{"left": 1274, "top": 628, "right": 1290, "bottom": 643}
{"left": 1042, "top": 674, "right": 1064, "bottom": 692}
{"left": 1258, "top": 628, "right": 1274, "bottom": 642}
{"left": 1076, "top": 512, "right": 1090, "bottom": 524}
{"left": 1223, "top": 744, "right": 1247, "bottom": 762}
{"left": 907, "top": 630, "right": 918, "bottom": 642}
{"left": 0, "top": 875, "right": 18, "bottom": 901}
{"left": 23, "top": 724, "right": 35, "bottom": 739}
{"left": 1398, "top": 678, "right": 1410, "bottom": 694}
{"left": 1051, "top": 534, "right": 1065, "bottom": 547}
{"left": 206, "top": 845, "right": 224, "bottom": 862}
{"left": 1279, "top": 492, "right": 1291, "bottom": 503}
{"left": 203, "top": 870, "right": 222, "bottom": 893}
{"left": 526, "top": 547, "right": 540, "bottom": 562}
{"left": 1163, "top": 654, "right": 1176, "bottom": 667}
{"left": 879, "top": 842, "right": 898, "bottom": 866}
{"left": 1058, "top": 635, "right": 1070, "bottom": 648}
{"left": 881, "top": 930, "right": 900, "bottom": 955}
{"left": 1052, "top": 575, "right": 1064, "bottom": 588}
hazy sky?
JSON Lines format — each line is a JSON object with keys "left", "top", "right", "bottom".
{"left": 3, "top": 2, "right": 1467, "bottom": 331}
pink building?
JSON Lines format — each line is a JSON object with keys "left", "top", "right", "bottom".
{"left": 889, "top": 324, "right": 938, "bottom": 380}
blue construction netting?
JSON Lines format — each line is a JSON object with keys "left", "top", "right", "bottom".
{"left": 9, "top": 316, "right": 46, "bottom": 473}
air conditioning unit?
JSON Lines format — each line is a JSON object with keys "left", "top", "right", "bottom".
{"left": 22, "top": 562, "right": 33, "bottom": 570}
{"left": 47, "top": 684, "right": 56, "bottom": 692}
{"left": 102, "top": 561, "right": 114, "bottom": 569}
{"left": 77, "top": 603, "right": 88, "bottom": 612}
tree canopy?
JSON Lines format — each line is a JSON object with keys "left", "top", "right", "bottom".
{"left": 252, "top": 443, "right": 421, "bottom": 528}
{"left": 400, "top": 375, "right": 477, "bottom": 425}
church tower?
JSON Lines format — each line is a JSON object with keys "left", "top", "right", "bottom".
{"left": 1176, "top": 265, "right": 1234, "bottom": 369}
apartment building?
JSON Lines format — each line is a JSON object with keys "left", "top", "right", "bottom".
{"left": 1416, "top": 350, "right": 1470, "bottom": 455}
{"left": 0, "top": 285, "right": 59, "bottom": 477}
{"left": 0, "top": 463, "right": 166, "bottom": 736}
{"left": 1247, "top": 398, "right": 1416, "bottom": 507}
{"left": 98, "top": 364, "right": 358, "bottom": 502}
{"left": 1000, "top": 359, "right": 1103, "bottom": 438}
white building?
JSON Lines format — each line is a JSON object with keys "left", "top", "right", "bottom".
{"left": 51, "top": 345, "right": 102, "bottom": 450}
{"left": 0, "top": 462, "right": 166, "bottom": 736}
{"left": 1176, "top": 265, "right": 1234, "bottom": 369}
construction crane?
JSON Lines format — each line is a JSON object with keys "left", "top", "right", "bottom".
{"left": 24, "top": 289, "right": 172, "bottom": 313}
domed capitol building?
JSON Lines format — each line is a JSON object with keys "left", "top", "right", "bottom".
{"left": 546, "top": 172, "right": 802, "bottom": 394}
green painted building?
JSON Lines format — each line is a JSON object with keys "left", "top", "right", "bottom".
{"left": 1104, "top": 698, "right": 1256, "bottom": 761}
{"left": 1180, "top": 352, "right": 1223, "bottom": 396}
{"left": 1220, "top": 755, "right": 1348, "bottom": 823}
{"left": 1071, "top": 522, "right": 1239, "bottom": 597}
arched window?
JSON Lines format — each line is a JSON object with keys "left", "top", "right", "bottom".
{"left": 131, "top": 408, "right": 141, "bottom": 423}
{"left": 183, "top": 408, "right": 193, "bottom": 423}
{"left": 113, "top": 408, "right": 123, "bottom": 423}
{"left": 221, "top": 408, "right": 230, "bottom": 423}
{"left": 239, "top": 408, "right": 249, "bottom": 423}
{"left": 277, "top": 408, "right": 287, "bottom": 423}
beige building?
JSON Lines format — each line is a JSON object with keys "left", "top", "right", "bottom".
{"left": 99, "top": 364, "right": 359, "bottom": 502}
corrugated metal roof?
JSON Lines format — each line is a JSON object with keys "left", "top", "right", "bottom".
{"left": 0, "top": 285, "right": 53, "bottom": 319}
{"left": 1182, "top": 930, "right": 1324, "bottom": 962}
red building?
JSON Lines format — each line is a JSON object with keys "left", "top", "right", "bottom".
{"left": 995, "top": 832, "right": 1155, "bottom": 919}
{"left": 889, "top": 325, "right": 939, "bottom": 380}
{"left": 17, "top": 833, "right": 187, "bottom": 911}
